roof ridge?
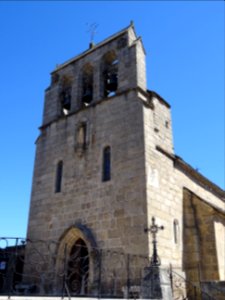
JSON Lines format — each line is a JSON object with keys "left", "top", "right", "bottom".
{"left": 52, "top": 21, "right": 136, "bottom": 73}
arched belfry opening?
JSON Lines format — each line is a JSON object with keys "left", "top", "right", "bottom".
{"left": 55, "top": 225, "right": 98, "bottom": 296}
{"left": 81, "top": 64, "right": 94, "bottom": 107}
{"left": 102, "top": 50, "right": 118, "bottom": 98}
{"left": 67, "top": 239, "right": 89, "bottom": 294}
{"left": 59, "top": 76, "right": 72, "bottom": 116}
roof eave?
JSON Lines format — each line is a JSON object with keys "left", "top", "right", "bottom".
{"left": 51, "top": 22, "right": 137, "bottom": 74}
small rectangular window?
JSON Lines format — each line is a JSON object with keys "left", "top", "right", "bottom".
{"left": 78, "top": 123, "right": 87, "bottom": 149}
{"left": 55, "top": 161, "right": 63, "bottom": 193}
{"left": 173, "top": 220, "right": 179, "bottom": 244}
{"left": 102, "top": 146, "right": 111, "bottom": 182}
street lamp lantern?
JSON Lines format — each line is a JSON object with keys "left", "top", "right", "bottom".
{"left": 144, "top": 217, "right": 164, "bottom": 266}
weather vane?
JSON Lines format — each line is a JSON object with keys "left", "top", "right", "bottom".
{"left": 86, "top": 22, "right": 99, "bottom": 48}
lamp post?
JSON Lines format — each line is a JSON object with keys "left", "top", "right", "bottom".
{"left": 144, "top": 217, "right": 164, "bottom": 266}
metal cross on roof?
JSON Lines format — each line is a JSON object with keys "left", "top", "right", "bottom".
{"left": 86, "top": 22, "right": 98, "bottom": 48}
{"left": 144, "top": 217, "right": 164, "bottom": 266}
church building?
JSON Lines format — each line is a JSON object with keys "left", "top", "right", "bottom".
{"left": 26, "top": 23, "right": 225, "bottom": 299}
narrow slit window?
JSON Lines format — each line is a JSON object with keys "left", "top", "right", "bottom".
{"left": 55, "top": 161, "right": 63, "bottom": 193}
{"left": 102, "top": 146, "right": 111, "bottom": 182}
{"left": 173, "top": 219, "right": 179, "bottom": 244}
{"left": 77, "top": 123, "right": 87, "bottom": 150}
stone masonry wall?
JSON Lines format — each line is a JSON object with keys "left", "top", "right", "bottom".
{"left": 42, "top": 26, "right": 142, "bottom": 126}
{"left": 27, "top": 89, "right": 148, "bottom": 253}
{"left": 26, "top": 24, "right": 225, "bottom": 296}
{"left": 143, "top": 94, "right": 225, "bottom": 278}
{"left": 183, "top": 189, "right": 225, "bottom": 282}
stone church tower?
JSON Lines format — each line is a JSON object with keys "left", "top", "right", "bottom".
{"left": 26, "top": 23, "right": 225, "bottom": 298}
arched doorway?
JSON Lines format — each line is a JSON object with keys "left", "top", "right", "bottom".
{"left": 67, "top": 238, "right": 89, "bottom": 295}
{"left": 55, "top": 225, "right": 98, "bottom": 295}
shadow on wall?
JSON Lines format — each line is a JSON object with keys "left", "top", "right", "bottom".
{"left": 182, "top": 188, "right": 225, "bottom": 299}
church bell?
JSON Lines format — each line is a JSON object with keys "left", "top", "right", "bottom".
{"left": 82, "top": 88, "right": 93, "bottom": 104}
{"left": 106, "top": 73, "right": 118, "bottom": 92}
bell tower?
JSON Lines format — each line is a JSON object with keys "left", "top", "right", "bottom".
{"left": 41, "top": 22, "right": 146, "bottom": 127}
{"left": 26, "top": 22, "right": 174, "bottom": 295}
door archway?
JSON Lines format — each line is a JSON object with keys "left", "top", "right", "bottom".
{"left": 67, "top": 238, "right": 89, "bottom": 295}
{"left": 55, "top": 225, "right": 98, "bottom": 295}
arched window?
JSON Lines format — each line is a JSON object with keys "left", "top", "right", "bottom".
{"left": 173, "top": 219, "right": 179, "bottom": 244}
{"left": 81, "top": 64, "right": 93, "bottom": 107}
{"left": 102, "top": 146, "right": 111, "bottom": 182}
{"left": 102, "top": 51, "right": 118, "bottom": 98}
{"left": 55, "top": 161, "right": 63, "bottom": 193}
{"left": 60, "top": 77, "right": 72, "bottom": 115}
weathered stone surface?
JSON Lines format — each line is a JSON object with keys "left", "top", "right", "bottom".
{"left": 25, "top": 23, "right": 225, "bottom": 298}
{"left": 141, "top": 267, "right": 173, "bottom": 300}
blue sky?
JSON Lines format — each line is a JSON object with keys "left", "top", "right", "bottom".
{"left": 0, "top": 1, "right": 224, "bottom": 238}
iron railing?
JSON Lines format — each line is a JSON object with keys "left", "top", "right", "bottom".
{"left": 170, "top": 268, "right": 219, "bottom": 300}
{"left": 0, "top": 237, "right": 221, "bottom": 299}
